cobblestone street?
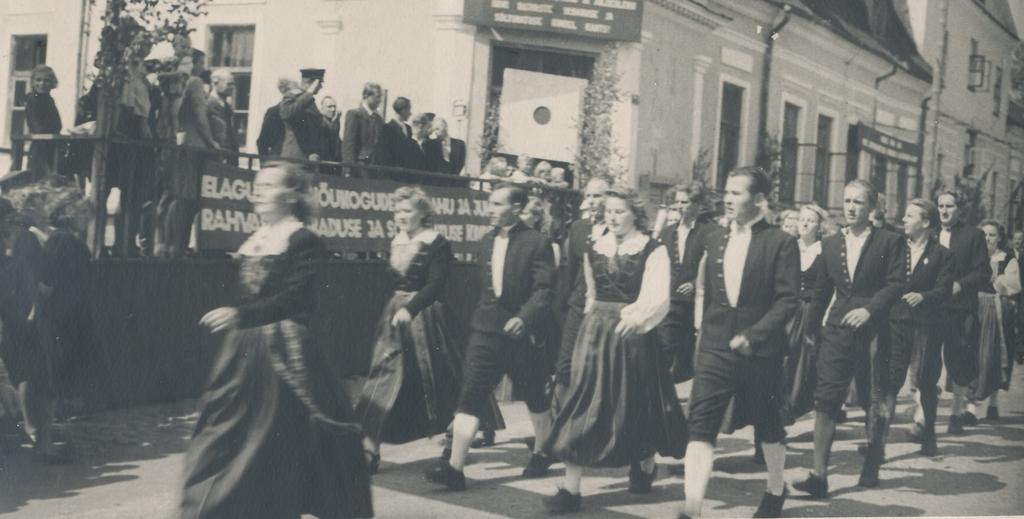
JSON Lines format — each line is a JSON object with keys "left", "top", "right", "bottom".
{"left": 2, "top": 370, "right": 1023, "bottom": 518}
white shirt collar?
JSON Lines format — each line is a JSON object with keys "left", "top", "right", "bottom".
{"left": 844, "top": 225, "right": 872, "bottom": 240}
{"left": 594, "top": 230, "right": 648, "bottom": 257}
{"left": 730, "top": 213, "right": 764, "bottom": 234}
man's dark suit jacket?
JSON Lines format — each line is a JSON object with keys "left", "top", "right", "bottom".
{"left": 658, "top": 215, "right": 715, "bottom": 304}
{"left": 380, "top": 119, "right": 412, "bottom": 167}
{"left": 890, "top": 238, "right": 954, "bottom": 325}
{"left": 280, "top": 90, "right": 325, "bottom": 159}
{"left": 322, "top": 115, "right": 342, "bottom": 162}
{"left": 405, "top": 139, "right": 429, "bottom": 171}
{"left": 256, "top": 104, "right": 284, "bottom": 157}
{"left": 207, "top": 94, "right": 239, "bottom": 155}
{"left": 471, "top": 221, "right": 555, "bottom": 336}
{"left": 424, "top": 138, "right": 466, "bottom": 175}
{"left": 812, "top": 227, "right": 905, "bottom": 329}
{"left": 941, "top": 222, "right": 992, "bottom": 312}
{"left": 342, "top": 107, "right": 383, "bottom": 164}
{"left": 699, "top": 219, "right": 800, "bottom": 358}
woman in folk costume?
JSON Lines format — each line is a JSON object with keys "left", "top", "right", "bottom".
{"left": 357, "top": 186, "right": 503, "bottom": 472}
{"left": 181, "top": 164, "right": 372, "bottom": 519}
{"left": 969, "top": 220, "right": 1020, "bottom": 421}
{"left": 542, "top": 186, "right": 687, "bottom": 513}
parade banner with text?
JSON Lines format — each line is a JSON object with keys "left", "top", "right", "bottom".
{"left": 198, "top": 163, "right": 493, "bottom": 254}
{"left": 463, "top": 0, "right": 643, "bottom": 42}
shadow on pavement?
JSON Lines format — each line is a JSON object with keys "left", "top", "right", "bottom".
{"left": 0, "top": 400, "right": 196, "bottom": 515}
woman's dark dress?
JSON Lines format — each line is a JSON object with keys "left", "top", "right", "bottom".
{"left": 544, "top": 234, "right": 686, "bottom": 467}
{"left": 25, "top": 92, "right": 62, "bottom": 174}
{"left": 181, "top": 225, "right": 372, "bottom": 519}
{"left": 0, "top": 230, "right": 44, "bottom": 390}
{"left": 972, "top": 250, "right": 1018, "bottom": 401}
{"left": 357, "top": 231, "right": 503, "bottom": 444}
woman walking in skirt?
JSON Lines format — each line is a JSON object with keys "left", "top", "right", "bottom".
{"left": 356, "top": 186, "right": 503, "bottom": 472}
{"left": 969, "top": 220, "right": 1020, "bottom": 421}
{"left": 181, "top": 164, "right": 372, "bottom": 519}
{"left": 542, "top": 186, "right": 687, "bottom": 513}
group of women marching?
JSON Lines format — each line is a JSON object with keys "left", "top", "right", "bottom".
{"left": 178, "top": 162, "right": 1018, "bottom": 519}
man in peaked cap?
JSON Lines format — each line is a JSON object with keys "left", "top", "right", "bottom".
{"left": 279, "top": 68, "right": 327, "bottom": 162}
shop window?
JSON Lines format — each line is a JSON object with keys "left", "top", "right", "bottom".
{"left": 814, "top": 114, "right": 833, "bottom": 207}
{"left": 779, "top": 102, "right": 801, "bottom": 204}
{"left": 208, "top": 25, "right": 255, "bottom": 146}
{"left": 716, "top": 82, "right": 744, "bottom": 189}
{"left": 6, "top": 34, "right": 47, "bottom": 146}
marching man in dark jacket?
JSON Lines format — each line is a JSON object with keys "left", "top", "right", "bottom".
{"left": 680, "top": 167, "right": 799, "bottom": 519}
{"left": 425, "top": 183, "right": 555, "bottom": 491}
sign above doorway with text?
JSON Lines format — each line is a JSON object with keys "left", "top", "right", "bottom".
{"left": 463, "top": 0, "right": 643, "bottom": 42}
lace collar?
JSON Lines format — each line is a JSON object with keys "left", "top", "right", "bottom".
{"left": 593, "top": 230, "right": 649, "bottom": 258}
{"left": 991, "top": 250, "right": 1007, "bottom": 263}
{"left": 236, "top": 216, "right": 304, "bottom": 257}
{"left": 393, "top": 228, "right": 440, "bottom": 246}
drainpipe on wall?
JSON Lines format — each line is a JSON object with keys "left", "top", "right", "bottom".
{"left": 872, "top": 62, "right": 899, "bottom": 125}
{"left": 917, "top": 95, "right": 931, "bottom": 195}
{"left": 755, "top": 3, "right": 791, "bottom": 165}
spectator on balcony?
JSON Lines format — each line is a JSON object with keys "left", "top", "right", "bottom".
{"left": 256, "top": 78, "right": 296, "bottom": 158}
{"left": 280, "top": 69, "right": 326, "bottom": 162}
{"left": 207, "top": 69, "right": 239, "bottom": 165}
{"left": 342, "top": 82, "right": 384, "bottom": 173}
{"left": 380, "top": 96, "right": 414, "bottom": 168}
{"left": 24, "top": 65, "right": 62, "bottom": 176}
{"left": 509, "top": 154, "right": 536, "bottom": 184}
{"left": 426, "top": 117, "right": 465, "bottom": 176}
{"left": 532, "top": 161, "right": 552, "bottom": 184}
{"left": 320, "top": 96, "right": 343, "bottom": 162}
{"left": 406, "top": 113, "right": 433, "bottom": 172}
{"left": 546, "top": 167, "right": 570, "bottom": 189}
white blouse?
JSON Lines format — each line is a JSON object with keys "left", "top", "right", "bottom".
{"left": 990, "top": 250, "right": 1022, "bottom": 297}
{"left": 799, "top": 240, "right": 822, "bottom": 272}
{"left": 583, "top": 231, "right": 671, "bottom": 334}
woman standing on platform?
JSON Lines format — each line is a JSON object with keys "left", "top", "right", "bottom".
{"left": 970, "top": 220, "right": 1020, "bottom": 421}
{"left": 25, "top": 65, "right": 62, "bottom": 175}
{"left": 542, "top": 186, "right": 686, "bottom": 513}
{"left": 357, "top": 186, "right": 504, "bottom": 472}
{"left": 181, "top": 164, "right": 372, "bottom": 519}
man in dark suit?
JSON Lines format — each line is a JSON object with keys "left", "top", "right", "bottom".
{"left": 794, "top": 179, "right": 905, "bottom": 498}
{"left": 656, "top": 179, "right": 715, "bottom": 383}
{"left": 207, "top": 69, "right": 239, "bottom": 164}
{"left": 279, "top": 69, "right": 326, "bottom": 161}
{"left": 680, "top": 167, "right": 799, "bottom": 519}
{"left": 319, "top": 96, "right": 342, "bottom": 163}
{"left": 426, "top": 183, "right": 555, "bottom": 491}
{"left": 873, "top": 199, "right": 953, "bottom": 466}
{"left": 427, "top": 117, "right": 466, "bottom": 176}
{"left": 342, "top": 82, "right": 384, "bottom": 174}
{"left": 405, "top": 113, "right": 431, "bottom": 172}
{"left": 380, "top": 96, "right": 413, "bottom": 168}
{"left": 256, "top": 101, "right": 284, "bottom": 157}
{"left": 931, "top": 189, "right": 991, "bottom": 433}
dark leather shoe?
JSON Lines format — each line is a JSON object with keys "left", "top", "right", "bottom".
{"left": 962, "top": 411, "right": 978, "bottom": 427}
{"left": 628, "top": 463, "right": 658, "bottom": 494}
{"left": 424, "top": 461, "right": 466, "bottom": 491}
{"left": 907, "top": 422, "right": 925, "bottom": 443}
{"left": 920, "top": 433, "right": 938, "bottom": 457}
{"left": 986, "top": 406, "right": 999, "bottom": 421}
{"left": 472, "top": 429, "right": 497, "bottom": 448}
{"left": 523, "top": 453, "right": 554, "bottom": 478}
{"left": 542, "top": 488, "right": 581, "bottom": 514}
{"left": 947, "top": 414, "right": 964, "bottom": 435}
{"left": 793, "top": 473, "right": 828, "bottom": 498}
{"left": 753, "top": 487, "right": 788, "bottom": 518}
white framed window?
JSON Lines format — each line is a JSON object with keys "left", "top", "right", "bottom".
{"left": 6, "top": 34, "right": 47, "bottom": 147}
{"left": 778, "top": 93, "right": 806, "bottom": 204}
{"left": 207, "top": 25, "right": 255, "bottom": 145}
{"left": 712, "top": 74, "right": 751, "bottom": 190}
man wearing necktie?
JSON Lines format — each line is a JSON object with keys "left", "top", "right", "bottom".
{"left": 381, "top": 96, "right": 414, "bottom": 168}
{"left": 426, "top": 183, "right": 555, "bottom": 491}
{"left": 679, "top": 167, "right": 799, "bottom": 519}
{"left": 794, "top": 179, "right": 905, "bottom": 498}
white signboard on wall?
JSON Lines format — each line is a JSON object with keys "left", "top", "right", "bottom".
{"left": 499, "top": 69, "right": 587, "bottom": 162}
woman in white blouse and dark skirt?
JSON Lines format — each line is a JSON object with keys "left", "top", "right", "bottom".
{"left": 356, "top": 187, "right": 504, "bottom": 472}
{"left": 970, "top": 220, "right": 1020, "bottom": 421}
{"left": 541, "top": 186, "right": 686, "bottom": 513}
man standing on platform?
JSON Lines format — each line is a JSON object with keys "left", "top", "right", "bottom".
{"left": 657, "top": 179, "right": 714, "bottom": 383}
{"left": 380, "top": 96, "right": 413, "bottom": 168}
{"left": 679, "top": 167, "right": 799, "bottom": 519}
{"left": 343, "top": 82, "right": 384, "bottom": 174}
{"left": 794, "top": 179, "right": 904, "bottom": 498}
{"left": 426, "top": 183, "right": 555, "bottom": 491}
{"left": 207, "top": 69, "right": 239, "bottom": 164}
{"left": 280, "top": 68, "right": 326, "bottom": 162}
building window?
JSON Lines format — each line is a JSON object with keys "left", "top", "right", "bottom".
{"left": 6, "top": 35, "right": 47, "bottom": 146}
{"left": 993, "top": 66, "right": 1003, "bottom": 116}
{"left": 814, "top": 114, "right": 833, "bottom": 207}
{"left": 208, "top": 25, "right": 255, "bottom": 146}
{"left": 779, "top": 102, "right": 801, "bottom": 203}
{"left": 716, "top": 82, "right": 744, "bottom": 189}
{"left": 845, "top": 124, "right": 859, "bottom": 183}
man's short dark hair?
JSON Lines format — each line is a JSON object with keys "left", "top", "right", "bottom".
{"left": 936, "top": 187, "right": 967, "bottom": 209}
{"left": 362, "top": 82, "right": 382, "bottom": 99}
{"left": 393, "top": 96, "right": 410, "bottom": 113}
{"left": 727, "top": 166, "right": 772, "bottom": 196}
{"left": 494, "top": 182, "right": 528, "bottom": 209}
